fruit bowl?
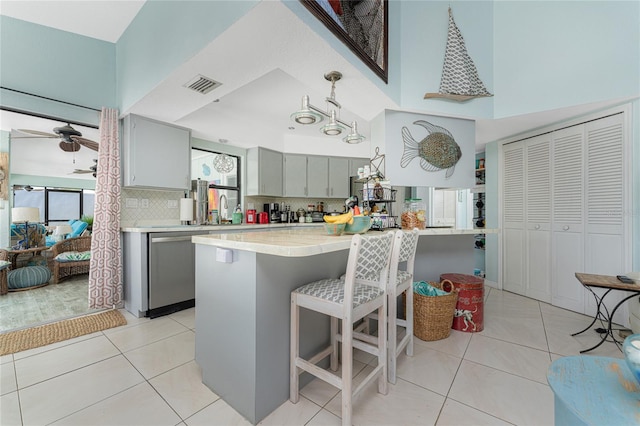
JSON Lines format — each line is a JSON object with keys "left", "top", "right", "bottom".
{"left": 323, "top": 222, "right": 346, "bottom": 236}
{"left": 344, "top": 216, "right": 372, "bottom": 234}
{"left": 623, "top": 333, "right": 640, "bottom": 385}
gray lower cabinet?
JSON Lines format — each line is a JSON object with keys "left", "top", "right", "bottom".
{"left": 123, "top": 114, "right": 191, "bottom": 191}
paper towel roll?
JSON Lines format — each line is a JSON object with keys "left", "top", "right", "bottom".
{"left": 179, "top": 198, "right": 194, "bottom": 222}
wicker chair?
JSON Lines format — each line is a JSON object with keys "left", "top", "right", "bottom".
{"left": 50, "top": 236, "right": 92, "bottom": 283}
{"left": 0, "top": 249, "right": 9, "bottom": 295}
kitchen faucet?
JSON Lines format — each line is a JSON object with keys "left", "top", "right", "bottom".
{"left": 219, "top": 194, "right": 228, "bottom": 219}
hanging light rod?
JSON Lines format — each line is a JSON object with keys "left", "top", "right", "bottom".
{"left": 290, "top": 71, "right": 365, "bottom": 144}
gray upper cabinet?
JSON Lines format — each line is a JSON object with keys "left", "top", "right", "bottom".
{"left": 328, "top": 157, "right": 350, "bottom": 198}
{"left": 123, "top": 114, "right": 191, "bottom": 191}
{"left": 283, "top": 154, "right": 308, "bottom": 197}
{"left": 282, "top": 154, "right": 355, "bottom": 199}
{"left": 307, "top": 156, "right": 329, "bottom": 197}
{"left": 246, "top": 147, "right": 283, "bottom": 196}
{"left": 349, "top": 157, "right": 369, "bottom": 177}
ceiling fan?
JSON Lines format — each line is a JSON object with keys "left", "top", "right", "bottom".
{"left": 14, "top": 123, "right": 99, "bottom": 152}
{"left": 71, "top": 159, "right": 98, "bottom": 178}
{"left": 12, "top": 184, "right": 43, "bottom": 192}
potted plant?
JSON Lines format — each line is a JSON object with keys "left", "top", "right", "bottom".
{"left": 80, "top": 215, "right": 93, "bottom": 234}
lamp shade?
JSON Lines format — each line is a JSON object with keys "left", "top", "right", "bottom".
{"left": 54, "top": 225, "right": 73, "bottom": 236}
{"left": 12, "top": 207, "right": 40, "bottom": 223}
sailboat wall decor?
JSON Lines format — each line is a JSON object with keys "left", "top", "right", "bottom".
{"left": 425, "top": 7, "right": 493, "bottom": 102}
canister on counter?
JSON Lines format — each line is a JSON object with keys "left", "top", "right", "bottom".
{"left": 401, "top": 198, "right": 426, "bottom": 229}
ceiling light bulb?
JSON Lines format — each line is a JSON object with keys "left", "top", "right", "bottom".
{"left": 321, "top": 110, "right": 344, "bottom": 136}
{"left": 290, "top": 95, "right": 323, "bottom": 125}
{"left": 343, "top": 121, "right": 365, "bottom": 144}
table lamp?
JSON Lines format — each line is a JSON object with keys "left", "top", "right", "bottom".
{"left": 53, "top": 224, "right": 73, "bottom": 242}
{"left": 11, "top": 207, "right": 40, "bottom": 249}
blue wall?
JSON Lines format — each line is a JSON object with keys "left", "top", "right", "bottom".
{"left": 0, "top": 16, "right": 115, "bottom": 125}
{"left": 399, "top": 1, "right": 494, "bottom": 119}
{"left": 116, "top": 0, "right": 258, "bottom": 113}
{"left": 493, "top": 1, "right": 640, "bottom": 118}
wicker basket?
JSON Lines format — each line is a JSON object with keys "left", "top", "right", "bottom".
{"left": 412, "top": 279, "right": 458, "bottom": 341}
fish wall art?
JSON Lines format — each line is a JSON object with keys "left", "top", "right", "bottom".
{"left": 401, "top": 120, "right": 462, "bottom": 178}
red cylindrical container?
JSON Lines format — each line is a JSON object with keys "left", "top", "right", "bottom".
{"left": 246, "top": 209, "right": 256, "bottom": 224}
{"left": 258, "top": 212, "right": 269, "bottom": 224}
{"left": 440, "top": 273, "right": 484, "bottom": 332}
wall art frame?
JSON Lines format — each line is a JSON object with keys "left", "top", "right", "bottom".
{"left": 300, "top": 0, "right": 388, "bottom": 83}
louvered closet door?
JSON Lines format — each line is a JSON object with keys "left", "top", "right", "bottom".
{"left": 526, "top": 135, "right": 552, "bottom": 303}
{"left": 584, "top": 114, "right": 627, "bottom": 323}
{"left": 551, "top": 125, "right": 585, "bottom": 313}
{"left": 503, "top": 141, "right": 525, "bottom": 295}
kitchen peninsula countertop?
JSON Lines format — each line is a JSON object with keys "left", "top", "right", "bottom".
{"left": 191, "top": 227, "right": 499, "bottom": 257}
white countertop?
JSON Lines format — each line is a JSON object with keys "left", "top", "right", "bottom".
{"left": 191, "top": 227, "right": 498, "bottom": 257}
{"left": 120, "top": 223, "right": 323, "bottom": 233}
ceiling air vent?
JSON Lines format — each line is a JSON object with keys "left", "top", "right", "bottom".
{"left": 184, "top": 75, "right": 222, "bottom": 95}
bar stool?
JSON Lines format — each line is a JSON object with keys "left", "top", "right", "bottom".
{"left": 290, "top": 232, "right": 394, "bottom": 426}
{"left": 361, "top": 229, "right": 420, "bottom": 384}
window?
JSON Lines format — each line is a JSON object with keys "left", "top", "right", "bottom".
{"left": 191, "top": 149, "right": 241, "bottom": 220}
{"left": 12, "top": 186, "right": 95, "bottom": 225}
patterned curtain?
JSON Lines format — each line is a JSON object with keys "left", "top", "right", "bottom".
{"left": 88, "top": 108, "right": 123, "bottom": 309}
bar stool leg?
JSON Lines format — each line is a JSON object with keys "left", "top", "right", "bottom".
{"left": 406, "top": 287, "right": 414, "bottom": 357}
{"left": 387, "top": 292, "right": 398, "bottom": 384}
{"left": 341, "top": 318, "right": 354, "bottom": 426}
{"left": 378, "top": 302, "right": 388, "bottom": 395}
{"left": 330, "top": 317, "right": 339, "bottom": 371}
{"left": 290, "top": 296, "right": 300, "bottom": 403}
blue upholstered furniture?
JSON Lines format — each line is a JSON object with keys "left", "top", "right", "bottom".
{"left": 45, "top": 220, "right": 89, "bottom": 247}
{"left": 7, "top": 265, "right": 51, "bottom": 291}
{"left": 10, "top": 223, "right": 47, "bottom": 249}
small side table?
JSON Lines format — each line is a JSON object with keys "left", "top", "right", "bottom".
{"left": 548, "top": 356, "right": 640, "bottom": 425}
{"left": 5, "top": 246, "right": 49, "bottom": 269}
{"left": 574, "top": 273, "right": 640, "bottom": 353}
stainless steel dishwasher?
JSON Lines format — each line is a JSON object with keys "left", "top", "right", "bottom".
{"left": 148, "top": 231, "right": 206, "bottom": 318}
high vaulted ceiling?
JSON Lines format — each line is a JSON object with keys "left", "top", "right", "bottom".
{"left": 1, "top": 0, "right": 633, "bottom": 162}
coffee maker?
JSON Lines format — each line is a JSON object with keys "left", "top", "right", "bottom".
{"left": 192, "top": 179, "right": 209, "bottom": 225}
{"left": 269, "top": 202, "right": 280, "bottom": 223}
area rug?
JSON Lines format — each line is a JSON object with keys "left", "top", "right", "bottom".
{"left": 0, "top": 309, "right": 127, "bottom": 355}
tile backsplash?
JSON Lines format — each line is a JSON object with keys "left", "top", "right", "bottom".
{"left": 120, "top": 189, "right": 355, "bottom": 227}
{"left": 120, "top": 188, "right": 184, "bottom": 227}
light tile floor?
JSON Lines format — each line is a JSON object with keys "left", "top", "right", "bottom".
{"left": 0, "top": 274, "right": 94, "bottom": 333}
{"left": 0, "top": 287, "right": 625, "bottom": 426}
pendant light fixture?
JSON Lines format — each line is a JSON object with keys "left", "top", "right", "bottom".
{"left": 290, "top": 71, "right": 365, "bottom": 144}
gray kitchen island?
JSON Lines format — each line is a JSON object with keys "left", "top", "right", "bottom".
{"left": 192, "top": 227, "right": 496, "bottom": 424}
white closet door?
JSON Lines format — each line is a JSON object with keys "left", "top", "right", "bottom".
{"left": 584, "top": 113, "right": 627, "bottom": 323}
{"left": 503, "top": 141, "right": 525, "bottom": 295}
{"left": 526, "top": 135, "right": 552, "bottom": 303}
{"left": 551, "top": 125, "right": 585, "bottom": 313}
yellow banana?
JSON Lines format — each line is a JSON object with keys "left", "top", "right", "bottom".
{"left": 323, "top": 211, "right": 353, "bottom": 224}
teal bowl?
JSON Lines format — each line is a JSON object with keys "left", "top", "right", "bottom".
{"left": 344, "top": 216, "right": 372, "bottom": 234}
{"left": 623, "top": 334, "right": 640, "bottom": 385}
{"left": 323, "top": 222, "right": 346, "bottom": 236}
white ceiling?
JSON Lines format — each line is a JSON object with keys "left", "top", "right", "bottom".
{"left": 1, "top": 0, "right": 634, "bottom": 170}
